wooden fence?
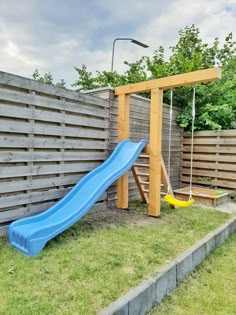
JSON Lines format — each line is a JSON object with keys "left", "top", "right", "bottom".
{"left": 181, "top": 130, "right": 236, "bottom": 190}
{"left": 0, "top": 72, "right": 109, "bottom": 224}
{"left": 0, "top": 73, "right": 183, "bottom": 226}
{"left": 85, "top": 88, "right": 183, "bottom": 207}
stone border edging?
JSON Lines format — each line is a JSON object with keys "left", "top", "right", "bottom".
{"left": 98, "top": 217, "right": 236, "bottom": 315}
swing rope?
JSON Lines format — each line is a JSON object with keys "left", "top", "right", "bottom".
{"left": 167, "top": 89, "right": 173, "bottom": 195}
{"left": 164, "top": 87, "right": 195, "bottom": 207}
{"left": 189, "top": 86, "right": 196, "bottom": 199}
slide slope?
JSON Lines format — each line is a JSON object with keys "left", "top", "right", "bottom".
{"left": 9, "top": 139, "right": 147, "bottom": 256}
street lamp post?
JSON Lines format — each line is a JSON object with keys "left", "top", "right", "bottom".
{"left": 111, "top": 38, "right": 149, "bottom": 72}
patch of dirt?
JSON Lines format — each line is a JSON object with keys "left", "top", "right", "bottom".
{"left": 81, "top": 205, "right": 161, "bottom": 230}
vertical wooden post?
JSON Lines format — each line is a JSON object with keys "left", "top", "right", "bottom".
{"left": 148, "top": 88, "right": 163, "bottom": 217}
{"left": 117, "top": 93, "right": 130, "bottom": 208}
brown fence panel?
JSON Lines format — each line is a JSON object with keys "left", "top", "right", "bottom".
{"left": 181, "top": 130, "right": 236, "bottom": 190}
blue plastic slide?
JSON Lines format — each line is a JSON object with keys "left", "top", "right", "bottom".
{"left": 9, "top": 139, "right": 147, "bottom": 256}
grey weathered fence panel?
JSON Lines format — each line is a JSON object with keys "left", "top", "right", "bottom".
{"left": 0, "top": 72, "right": 109, "bottom": 223}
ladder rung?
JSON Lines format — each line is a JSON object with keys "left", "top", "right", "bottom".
{"left": 139, "top": 154, "right": 149, "bottom": 159}
{"left": 134, "top": 163, "right": 149, "bottom": 168}
{"left": 140, "top": 180, "right": 149, "bottom": 185}
{"left": 136, "top": 172, "right": 149, "bottom": 177}
{"left": 143, "top": 190, "right": 165, "bottom": 195}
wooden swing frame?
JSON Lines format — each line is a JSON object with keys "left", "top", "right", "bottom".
{"left": 114, "top": 67, "right": 221, "bottom": 217}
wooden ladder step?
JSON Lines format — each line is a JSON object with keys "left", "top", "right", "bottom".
{"left": 139, "top": 181, "right": 164, "bottom": 187}
{"left": 143, "top": 188, "right": 165, "bottom": 194}
{"left": 131, "top": 154, "right": 173, "bottom": 207}
{"left": 134, "top": 163, "right": 149, "bottom": 168}
{"left": 139, "top": 180, "right": 149, "bottom": 185}
{"left": 140, "top": 184, "right": 165, "bottom": 188}
{"left": 139, "top": 154, "right": 149, "bottom": 159}
{"left": 136, "top": 172, "right": 150, "bottom": 177}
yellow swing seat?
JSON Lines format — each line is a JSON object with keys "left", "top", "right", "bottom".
{"left": 164, "top": 194, "right": 194, "bottom": 208}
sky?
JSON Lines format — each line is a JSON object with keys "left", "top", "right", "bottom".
{"left": 0, "top": 0, "right": 236, "bottom": 87}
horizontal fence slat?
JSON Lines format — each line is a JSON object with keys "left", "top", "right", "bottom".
{"left": 181, "top": 175, "right": 236, "bottom": 189}
{"left": 182, "top": 145, "right": 236, "bottom": 154}
{"left": 0, "top": 189, "right": 107, "bottom": 210}
{"left": 0, "top": 200, "right": 107, "bottom": 224}
{"left": 0, "top": 104, "right": 108, "bottom": 129}
{"left": 0, "top": 136, "right": 106, "bottom": 149}
{"left": 0, "top": 88, "right": 109, "bottom": 118}
{"left": 181, "top": 168, "right": 236, "bottom": 180}
{"left": 182, "top": 153, "right": 236, "bottom": 163}
{"left": 181, "top": 160, "right": 236, "bottom": 171}
{"left": 184, "top": 130, "right": 236, "bottom": 137}
{"left": 0, "top": 162, "right": 100, "bottom": 178}
{"left": 0, "top": 188, "right": 71, "bottom": 209}
{"left": 0, "top": 174, "right": 84, "bottom": 193}
{"left": 0, "top": 72, "right": 109, "bottom": 108}
{"left": 183, "top": 138, "right": 236, "bottom": 145}
{"left": 0, "top": 151, "right": 106, "bottom": 163}
{"left": 0, "top": 121, "right": 107, "bottom": 139}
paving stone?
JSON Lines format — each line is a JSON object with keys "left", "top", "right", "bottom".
{"left": 153, "top": 261, "right": 177, "bottom": 304}
{"left": 128, "top": 278, "right": 156, "bottom": 315}
{"left": 175, "top": 250, "right": 193, "bottom": 283}
{"left": 214, "top": 225, "right": 227, "bottom": 246}
{"left": 205, "top": 235, "right": 216, "bottom": 256}
{"left": 192, "top": 243, "right": 206, "bottom": 268}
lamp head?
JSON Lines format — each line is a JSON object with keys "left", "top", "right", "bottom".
{"left": 131, "top": 39, "right": 149, "bottom": 48}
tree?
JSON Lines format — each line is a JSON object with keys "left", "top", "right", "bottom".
{"left": 146, "top": 25, "right": 236, "bottom": 110}
{"left": 74, "top": 25, "right": 236, "bottom": 130}
{"left": 32, "top": 69, "right": 66, "bottom": 88}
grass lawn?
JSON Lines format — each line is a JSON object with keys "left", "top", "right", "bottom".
{"left": 151, "top": 233, "right": 236, "bottom": 315}
{"left": 0, "top": 202, "right": 231, "bottom": 315}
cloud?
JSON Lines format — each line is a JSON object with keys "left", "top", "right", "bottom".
{"left": 4, "top": 41, "right": 45, "bottom": 66}
{"left": 0, "top": 0, "right": 235, "bottom": 87}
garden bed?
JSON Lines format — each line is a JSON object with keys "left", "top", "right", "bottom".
{"left": 0, "top": 201, "right": 231, "bottom": 315}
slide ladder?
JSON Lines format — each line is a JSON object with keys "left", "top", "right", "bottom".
{"left": 132, "top": 154, "right": 174, "bottom": 204}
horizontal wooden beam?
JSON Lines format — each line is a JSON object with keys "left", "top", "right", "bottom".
{"left": 115, "top": 67, "right": 221, "bottom": 95}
